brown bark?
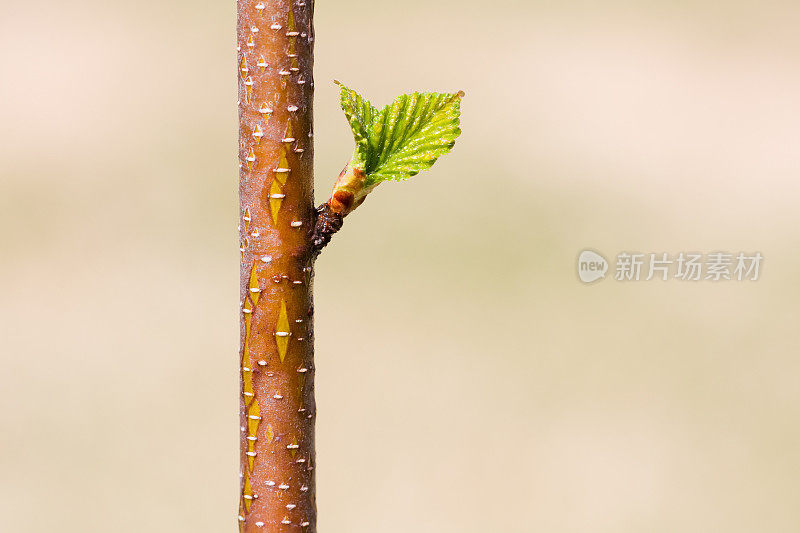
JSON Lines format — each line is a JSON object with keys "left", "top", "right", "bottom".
{"left": 238, "top": 1, "right": 316, "bottom": 531}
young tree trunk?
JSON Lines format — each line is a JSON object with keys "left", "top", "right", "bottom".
{"left": 238, "top": 1, "right": 316, "bottom": 531}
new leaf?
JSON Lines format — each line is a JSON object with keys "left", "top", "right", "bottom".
{"left": 337, "top": 82, "right": 464, "bottom": 186}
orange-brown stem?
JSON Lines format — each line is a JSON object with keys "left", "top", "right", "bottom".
{"left": 238, "top": 1, "right": 316, "bottom": 531}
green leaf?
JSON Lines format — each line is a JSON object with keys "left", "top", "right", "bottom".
{"left": 337, "top": 83, "right": 464, "bottom": 186}
{"left": 336, "top": 81, "right": 375, "bottom": 166}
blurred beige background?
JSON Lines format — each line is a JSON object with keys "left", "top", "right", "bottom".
{"left": 2, "top": 0, "right": 800, "bottom": 531}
